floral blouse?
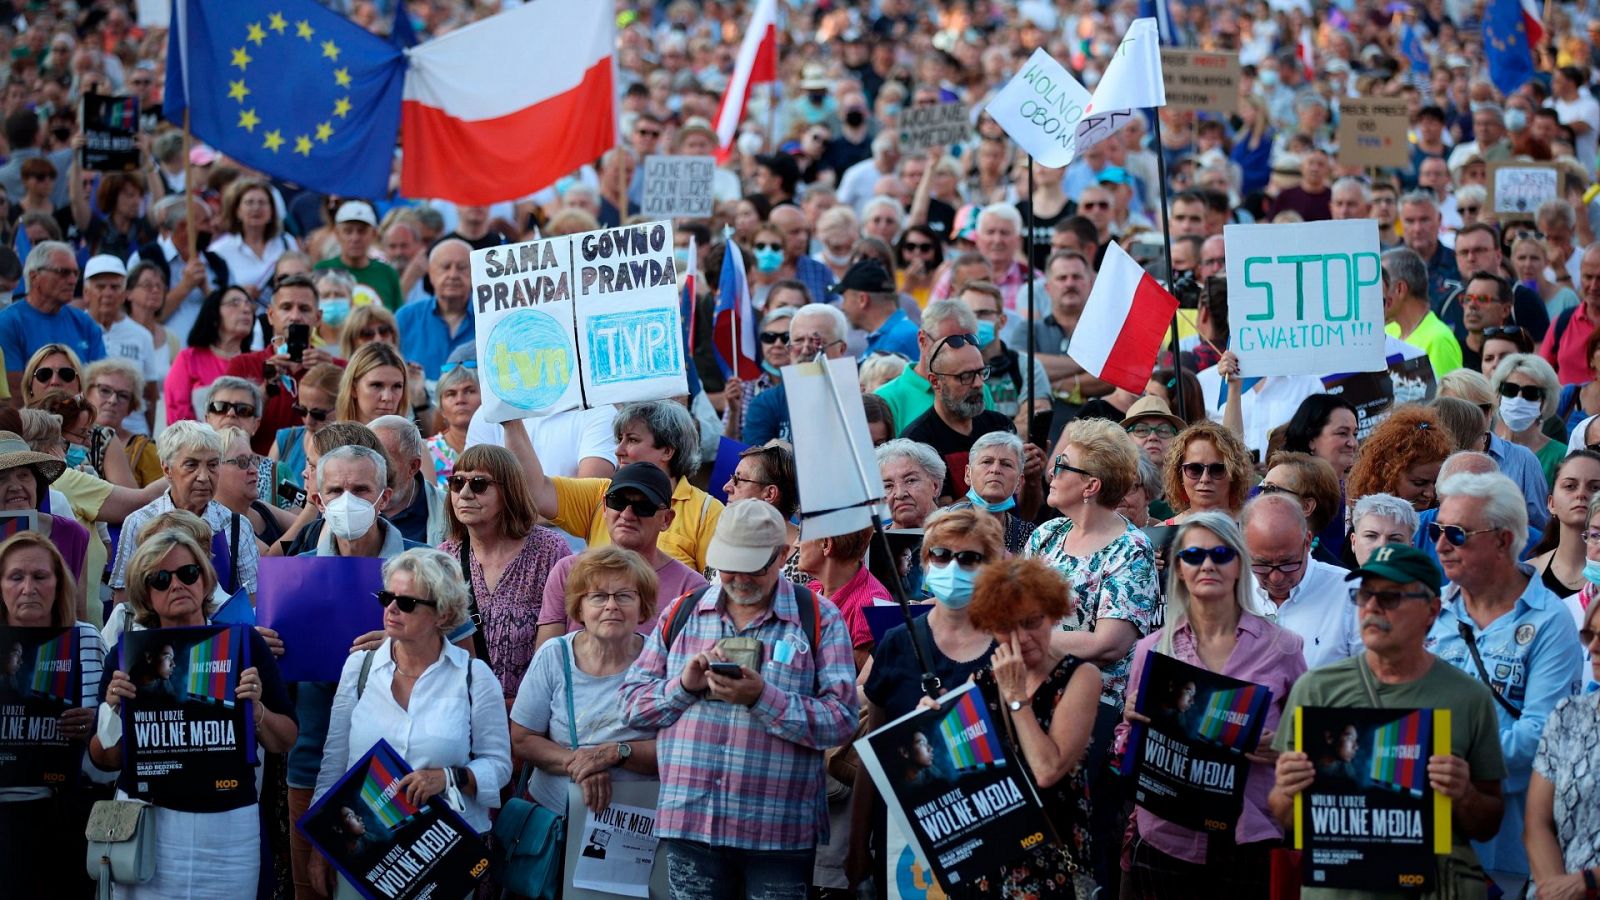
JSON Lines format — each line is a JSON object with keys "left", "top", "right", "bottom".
{"left": 427, "top": 432, "right": 461, "bottom": 487}
{"left": 439, "top": 529, "right": 573, "bottom": 697}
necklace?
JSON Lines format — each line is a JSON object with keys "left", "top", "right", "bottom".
{"left": 394, "top": 669, "right": 420, "bottom": 678}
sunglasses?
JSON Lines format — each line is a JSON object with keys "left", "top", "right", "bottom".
{"left": 1459, "top": 206, "right": 1481, "bottom": 215}
{"left": 1427, "top": 521, "right": 1498, "bottom": 546}
{"left": 1080, "top": 200, "right": 1110, "bottom": 209}
{"left": 33, "top": 366, "right": 76, "bottom": 383}
{"left": 359, "top": 327, "right": 396, "bottom": 340}
{"left": 207, "top": 400, "right": 258, "bottom": 417}
{"left": 291, "top": 403, "right": 331, "bottom": 422}
{"left": 441, "top": 360, "right": 478, "bottom": 374}
{"left": 604, "top": 492, "right": 662, "bottom": 517}
{"left": 1498, "top": 382, "right": 1545, "bottom": 402}
{"left": 636, "top": 128, "right": 662, "bottom": 138}
{"left": 1348, "top": 586, "right": 1433, "bottom": 610}
{"left": 446, "top": 474, "right": 497, "bottom": 494}
{"left": 753, "top": 242, "right": 783, "bottom": 252}
{"left": 1176, "top": 545, "right": 1238, "bottom": 566}
{"left": 1181, "top": 462, "right": 1228, "bottom": 480}
{"left": 376, "top": 590, "right": 437, "bottom": 613}
{"left": 759, "top": 331, "right": 790, "bottom": 345}
{"left": 1052, "top": 456, "right": 1093, "bottom": 479}
{"left": 145, "top": 563, "right": 203, "bottom": 591}
{"left": 1581, "top": 627, "right": 1599, "bottom": 646}
{"left": 1482, "top": 325, "right": 1525, "bottom": 339}
{"left": 927, "top": 547, "right": 986, "bottom": 568}
{"left": 902, "top": 241, "right": 935, "bottom": 252}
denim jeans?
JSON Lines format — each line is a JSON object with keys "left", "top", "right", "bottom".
{"left": 662, "top": 838, "right": 815, "bottom": 900}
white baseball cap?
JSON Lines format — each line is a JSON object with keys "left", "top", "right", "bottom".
{"left": 83, "top": 255, "right": 127, "bottom": 281}
{"left": 334, "top": 201, "right": 377, "bottom": 227}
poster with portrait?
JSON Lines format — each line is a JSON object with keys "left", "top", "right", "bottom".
{"left": 1319, "top": 337, "right": 1435, "bottom": 441}
{"left": 1295, "top": 706, "right": 1452, "bottom": 891}
{"left": 856, "top": 682, "right": 1052, "bottom": 890}
{"left": 0, "top": 625, "right": 80, "bottom": 788}
{"left": 119, "top": 625, "right": 255, "bottom": 803}
{"left": 1122, "top": 652, "right": 1271, "bottom": 832}
{"left": 81, "top": 94, "right": 140, "bottom": 171}
{"left": 298, "top": 739, "right": 490, "bottom": 900}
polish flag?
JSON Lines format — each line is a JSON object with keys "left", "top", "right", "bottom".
{"left": 1067, "top": 242, "right": 1179, "bottom": 394}
{"left": 714, "top": 237, "right": 762, "bottom": 380}
{"left": 400, "top": 0, "right": 615, "bottom": 204}
{"left": 713, "top": 0, "right": 778, "bottom": 162}
{"left": 1297, "top": 25, "right": 1317, "bottom": 80}
{"left": 1519, "top": 0, "right": 1545, "bottom": 46}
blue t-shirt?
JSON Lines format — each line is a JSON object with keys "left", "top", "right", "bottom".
{"left": 0, "top": 300, "right": 106, "bottom": 371}
{"left": 396, "top": 296, "right": 475, "bottom": 381}
{"left": 864, "top": 308, "right": 921, "bottom": 361}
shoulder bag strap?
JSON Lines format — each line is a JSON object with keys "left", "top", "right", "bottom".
{"left": 456, "top": 537, "right": 492, "bottom": 665}
{"left": 464, "top": 650, "right": 475, "bottom": 760}
{"left": 559, "top": 636, "right": 579, "bottom": 750}
{"left": 229, "top": 512, "right": 241, "bottom": 593}
{"left": 356, "top": 649, "right": 375, "bottom": 699}
{"left": 1355, "top": 653, "right": 1384, "bottom": 708}
{"left": 1456, "top": 620, "right": 1523, "bottom": 720}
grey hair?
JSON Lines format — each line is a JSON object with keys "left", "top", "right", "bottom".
{"left": 317, "top": 443, "right": 389, "bottom": 492}
{"left": 436, "top": 359, "right": 479, "bottom": 396}
{"left": 1241, "top": 492, "right": 1308, "bottom": 537}
{"left": 613, "top": 400, "right": 699, "bottom": 480}
{"left": 156, "top": 420, "right": 223, "bottom": 466}
{"left": 382, "top": 548, "right": 471, "bottom": 633}
{"left": 1537, "top": 198, "right": 1577, "bottom": 230}
{"left": 760, "top": 306, "right": 797, "bottom": 331}
{"left": 84, "top": 357, "right": 145, "bottom": 413}
{"left": 871, "top": 130, "right": 899, "bottom": 156}
{"left": 1454, "top": 184, "right": 1488, "bottom": 207}
{"left": 862, "top": 195, "right": 906, "bottom": 229}
{"left": 312, "top": 268, "right": 357, "bottom": 295}
{"left": 875, "top": 438, "right": 947, "bottom": 490}
{"left": 858, "top": 353, "right": 908, "bottom": 388}
{"left": 368, "top": 414, "right": 426, "bottom": 464}
{"left": 152, "top": 130, "right": 185, "bottom": 164}
{"left": 1439, "top": 450, "right": 1497, "bottom": 480}
{"left": 1436, "top": 471, "right": 1529, "bottom": 558}
{"left": 412, "top": 205, "right": 445, "bottom": 234}
{"left": 1475, "top": 103, "right": 1505, "bottom": 123}
{"left": 921, "top": 298, "right": 978, "bottom": 336}
{"left": 1399, "top": 189, "right": 1439, "bottom": 212}
{"left": 1381, "top": 247, "right": 1429, "bottom": 300}
{"left": 1351, "top": 492, "right": 1420, "bottom": 536}
{"left": 205, "top": 376, "right": 263, "bottom": 414}
{"left": 23, "top": 240, "right": 72, "bottom": 276}
{"left": 1489, "top": 353, "right": 1560, "bottom": 420}
{"left": 152, "top": 195, "right": 188, "bottom": 230}
{"left": 970, "top": 430, "right": 1024, "bottom": 466}
{"left": 1135, "top": 454, "right": 1165, "bottom": 501}
{"left": 1159, "top": 512, "right": 1265, "bottom": 656}
{"left": 977, "top": 202, "right": 1023, "bottom": 232}
{"left": 1331, "top": 176, "right": 1370, "bottom": 202}
{"left": 792, "top": 302, "right": 849, "bottom": 345}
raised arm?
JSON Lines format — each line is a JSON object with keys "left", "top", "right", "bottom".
{"left": 502, "top": 417, "right": 559, "bottom": 519}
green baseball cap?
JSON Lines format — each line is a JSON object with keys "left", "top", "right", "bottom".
{"left": 1344, "top": 543, "right": 1442, "bottom": 595}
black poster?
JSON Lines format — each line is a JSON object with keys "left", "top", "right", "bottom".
{"left": 1123, "top": 652, "right": 1270, "bottom": 832}
{"left": 0, "top": 625, "right": 80, "bottom": 788}
{"left": 1320, "top": 345, "right": 1436, "bottom": 441}
{"left": 81, "top": 94, "right": 140, "bottom": 171}
{"left": 298, "top": 739, "right": 491, "bottom": 900}
{"left": 1296, "top": 706, "right": 1451, "bottom": 892}
{"left": 120, "top": 625, "right": 255, "bottom": 805}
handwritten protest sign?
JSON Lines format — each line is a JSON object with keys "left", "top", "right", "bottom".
{"left": 985, "top": 48, "right": 1092, "bottom": 168}
{"left": 640, "top": 155, "right": 715, "bottom": 220}
{"left": 898, "top": 103, "right": 971, "bottom": 152}
{"left": 1488, "top": 163, "right": 1560, "bottom": 216}
{"left": 1160, "top": 50, "right": 1240, "bottom": 114}
{"left": 1336, "top": 99, "right": 1410, "bottom": 169}
{"left": 1225, "top": 220, "right": 1386, "bottom": 378}
{"left": 472, "top": 222, "right": 686, "bottom": 423}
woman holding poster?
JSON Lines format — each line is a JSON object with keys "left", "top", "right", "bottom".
{"left": 1121, "top": 511, "right": 1306, "bottom": 899}
{"left": 0, "top": 532, "right": 104, "bottom": 898}
{"left": 90, "top": 530, "right": 297, "bottom": 899}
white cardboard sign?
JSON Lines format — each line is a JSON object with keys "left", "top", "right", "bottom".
{"left": 640, "top": 155, "right": 715, "bottom": 220}
{"left": 784, "top": 356, "right": 886, "bottom": 540}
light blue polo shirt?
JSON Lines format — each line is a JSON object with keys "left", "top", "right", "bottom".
{"left": 396, "top": 296, "right": 475, "bottom": 381}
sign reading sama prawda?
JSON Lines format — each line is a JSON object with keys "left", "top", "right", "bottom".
{"left": 471, "top": 222, "right": 686, "bottom": 423}
{"left": 1224, "top": 220, "right": 1386, "bottom": 379}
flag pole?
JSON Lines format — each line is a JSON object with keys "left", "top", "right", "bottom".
{"left": 1150, "top": 112, "right": 1187, "bottom": 422}
{"left": 724, "top": 225, "right": 739, "bottom": 381}
{"left": 182, "top": 108, "right": 196, "bottom": 261}
{"left": 1025, "top": 156, "right": 1037, "bottom": 443}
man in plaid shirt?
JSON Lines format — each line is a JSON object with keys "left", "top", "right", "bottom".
{"left": 622, "top": 499, "right": 859, "bottom": 897}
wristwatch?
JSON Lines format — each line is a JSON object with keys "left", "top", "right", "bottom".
{"left": 616, "top": 741, "right": 633, "bottom": 762}
{"left": 1007, "top": 699, "right": 1025, "bottom": 712}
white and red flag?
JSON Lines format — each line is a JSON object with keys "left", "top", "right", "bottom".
{"left": 712, "top": 0, "right": 778, "bottom": 162}
{"left": 1067, "top": 242, "right": 1179, "bottom": 394}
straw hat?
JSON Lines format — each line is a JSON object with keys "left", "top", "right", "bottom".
{"left": 1120, "top": 396, "right": 1186, "bottom": 431}
{"left": 0, "top": 431, "right": 66, "bottom": 484}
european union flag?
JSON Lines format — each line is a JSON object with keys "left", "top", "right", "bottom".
{"left": 1400, "top": 23, "right": 1430, "bottom": 76}
{"left": 1483, "top": 0, "right": 1536, "bottom": 96}
{"left": 164, "top": 0, "right": 406, "bottom": 199}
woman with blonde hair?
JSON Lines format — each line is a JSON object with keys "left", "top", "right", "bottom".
{"left": 20, "top": 342, "right": 84, "bottom": 408}
{"left": 85, "top": 357, "right": 163, "bottom": 485}
{"left": 1231, "top": 94, "right": 1275, "bottom": 195}
{"left": 1439, "top": 364, "right": 1554, "bottom": 527}
{"left": 336, "top": 301, "right": 400, "bottom": 361}
{"left": 335, "top": 342, "right": 410, "bottom": 425}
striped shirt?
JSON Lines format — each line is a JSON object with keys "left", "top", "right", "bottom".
{"left": 619, "top": 580, "right": 859, "bottom": 850}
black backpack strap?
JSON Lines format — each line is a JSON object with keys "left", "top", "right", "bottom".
{"left": 229, "top": 512, "right": 241, "bottom": 593}
{"left": 793, "top": 584, "right": 820, "bottom": 692}
{"left": 662, "top": 585, "right": 711, "bottom": 653}
{"left": 1553, "top": 305, "right": 1578, "bottom": 350}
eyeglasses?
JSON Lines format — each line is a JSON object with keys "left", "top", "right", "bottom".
{"left": 1427, "top": 521, "right": 1498, "bottom": 546}
{"left": 1459, "top": 293, "right": 1506, "bottom": 307}
{"left": 930, "top": 364, "right": 992, "bottom": 386}
{"left": 1052, "top": 455, "right": 1093, "bottom": 479}
{"left": 636, "top": 128, "right": 662, "bottom": 138}
{"left": 582, "top": 590, "right": 642, "bottom": 608}
{"left": 1176, "top": 545, "right": 1238, "bottom": 567}
{"left": 1256, "top": 482, "right": 1302, "bottom": 499}
{"left": 753, "top": 241, "right": 783, "bottom": 252}
{"left": 441, "top": 360, "right": 478, "bottom": 374}
{"left": 1582, "top": 530, "right": 1600, "bottom": 545}
{"left": 1080, "top": 200, "right": 1110, "bottom": 210}
{"left": 291, "top": 403, "right": 331, "bottom": 422}
{"left": 222, "top": 454, "right": 259, "bottom": 471}
{"left": 1482, "top": 326, "right": 1525, "bottom": 339}
{"left": 604, "top": 492, "right": 663, "bottom": 517}
{"left": 927, "top": 547, "right": 986, "bottom": 568}
{"left": 727, "top": 472, "right": 772, "bottom": 490}
{"left": 1498, "top": 382, "right": 1545, "bottom": 402}
{"left": 1181, "top": 462, "right": 1228, "bottom": 481}
{"left": 1126, "top": 422, "right": 1178, "bottom": 439}
{"left": 447, "top": 474, "right": 497, "bottom": 495}
{"left": 207, "top": 400, "right": 258, "bottom": 418}
{"left": 91, "top": 383, "right": 134, "bottom": 405}
{"left": 1349, "top": 585, "right": 1432, "bottom": 610}
{"left": 376, "top": 590, "right": 437, "bottom": 613}
{"left": 1251, "top": 558, "right": 1305, "bottom": 576}
{"left": 902, "top": 241, "right": 935, "bottom": 252}
{"left": 759, "top": 331, "right": 790, "bottom": 345}
{"left": 144, "top": 564, "right": 203, "bottom": 591}
{"left": 1459, "top": 205, "right": 1481, "bottom": 215}
{"left": 359, "top": 327, "right": 396, "bottom": 341}
{"left": 33, "top": 366, "right": 76, "bottom": 383}
{"left": 790, "top": 336, "right": 846, "bottom": 354}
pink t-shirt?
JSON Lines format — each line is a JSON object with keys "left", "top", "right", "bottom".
{"left": 164, "top": 346, "right": 233, "bottom": 424}
{"left": 539, "top": 551, "right": 708, "bottom": 636}
{"left": 809, "top": 565, "right": 890, "bottom": 650}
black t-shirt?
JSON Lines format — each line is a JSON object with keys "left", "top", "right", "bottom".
{"left": 821, "top": 135, "right": 872, "bottom": 178}
{"left": 1015, "top": 198, "right": 1076, "bottom": 269}
{"left": 900, "top": 408, "right": 1016, "bottom": 501}
{"left": 865, "top": 617, "right": 995, "bottom": 720}
{"left": 444, "top": 229, "right": 509, "bottom": 251}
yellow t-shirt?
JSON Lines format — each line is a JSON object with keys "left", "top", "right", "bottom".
{"left": 550, "top": 475, "right": 724, "bottom": 573}
{"left": 51, "top": 468, "right": 113, "bottom": 622}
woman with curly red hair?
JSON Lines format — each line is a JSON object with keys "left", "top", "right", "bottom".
{"left": 1346, "top": 405, "right": 1456, "bottom": 511}
{"left": 1161, "top": 421, "right": 1254, "bottom": 522}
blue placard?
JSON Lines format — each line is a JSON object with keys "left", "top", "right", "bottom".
{"left": 256, "top": 557, "right": 384, "bottom": 682}
{"left": 707, "top": 436, "right": 749, "bottom": 504}
{"left": 863, "top": 603, "right": 932, "bottom": 645}
{"left": 211, "top": 587, "right": 255, "bottom": 626}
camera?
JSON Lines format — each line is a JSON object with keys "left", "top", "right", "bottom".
{"left": 1169, "top": 270, "right": 1204, "bottom": 310}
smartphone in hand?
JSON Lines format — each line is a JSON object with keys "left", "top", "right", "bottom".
{"left": 708, "top": 662, "right": 744, "bottom": 679}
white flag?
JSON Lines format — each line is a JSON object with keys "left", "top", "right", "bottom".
{"left": 984, "top": 48, "right": 1093, "bottom": 168}
{"left": 1087, "top": 18, "right": 1167, "bottom": 115}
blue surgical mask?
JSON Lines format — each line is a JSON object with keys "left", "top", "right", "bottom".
{"left": 965, "top": 487, "right": 1016, "bottom": 513}
{"left": 924, "top": 560, "right": 976, "bottom": 608}
{"left": 1258, "top": 69, "right": 1279, "bottom": 87}
{"left": 674, "top": 247, "right": 690, "bottom": 271}
{"left": 64, "top": 444, "right": 87, "bottom": 469}
{"left": 761, "top": 360, "right": 781, "bottom": 377}
{"left": 1584, "top": 559, "right": 1600, "bottom": 587}
{"left": 1505, "top": 108, "right": 1528, "bottom": 132}
{"left": 320, "top": 298, "right": 351, "bottom": 326}
{"left": 974, "top": 320, "right": 996, "bottom": 346}
{"left": 754, "top": 247, "right": 784, "bottom": 273}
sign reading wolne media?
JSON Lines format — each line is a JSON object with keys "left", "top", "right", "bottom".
{"left": 1123, "top": 652, "right": 1270, "bottom": 833}
{"left": 471, "top": 222, "right": 687, "bottom": 423}
{"left": 898, "top": 103, "right": 972, "bottom": 153}
{"left": 856, "top": 682, "right": 1053, "bottom": 889}
{"left": 299, "top": 739, "right": 490, "bottom": 900}
{"left": 0, "top": 625, "right": 81, "bottom": 788}
{"left": 1295, "top": 706, "right": 1452, "bottom": 891}
{"left": 1225, "top": 220, "right": 1387, "bottom": 378}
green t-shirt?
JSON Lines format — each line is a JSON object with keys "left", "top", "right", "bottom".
{"left": 314, "top": 257, "right": 403, "bottom": 311}
{"left": 1386, "top": 312, "right": 1463, "bottom": 379}
{"left": 1274, "top": 654, "right": 1506, "bottom": 900}
{"left": 1535, "top": 439, "right": 1568, "bottom": 488}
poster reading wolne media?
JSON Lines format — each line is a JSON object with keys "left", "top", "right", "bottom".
{"left": 1295, "top": 706, "right": 1452, "bottom": 892}
{"left": 120, "top": 625, "right": 255, "bottom": 801}
{"left": 299, "top": 740, "right": 490, "bottom": 900}
{"left": 1123, "top": 652, "right": 1270, "bottom": 832}
{"left": 856, "top": 682, "right": 1053, "bottom": 889}
{"left": 0, "top": 625, "right": 80, "bottom": 788}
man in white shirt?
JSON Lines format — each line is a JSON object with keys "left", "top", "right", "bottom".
{"left": 465, "top": 405, "right": 618, "bottom": 480}
{"left": 1550, "top": 65, "right": 1600, "bottom": 172}
{"left": 1196, "top": 365, "right": 1324, "bottom": 459}
{"left": 1243, "top": 493, "right": 1363, "bottom": 670}
{"left": 82, "top": 255, "right": 161, "bottom": 435}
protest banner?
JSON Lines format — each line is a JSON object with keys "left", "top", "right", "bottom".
{"left": 1123, "top": 652, "right": 1271, "bottom": 833}
{"left": 80, "top": 94, "right": 140, "bottom": 171}
{"left": 0, "top": 625, "right": 80, "bottom": 788}
{"left": 299, "top": 739, "right": 490, "bottom": 900}
{"left": 640, "top": 155, "right": 715, "bottom": 220}
{"left": 985, "top": 48, "right": 1093, "bottom": 168}
{"left": 564, "top": 781, "right": 666, "bottom": 899}
{"left": 1159, "top": 50, "right": 1240, "bottom": 114}
{"left": 1225, "top": 220, "right": 1386, "bottom": 378}
{"left": 472, "top": 222, "right": 685, "bottom": 423}
{"left": 856, "top": 681, "right": 1054, "bottom": 890}
{"left": 1320, "top": 338, "right": 1435, "bottom": 441}
{"left": 784, "top": 356, "right": 886, "bottom": 540}
{"left": 1488, "top": 162, "right": 1560, "bottom": 217}
{"left": 119, "top": 625, "right": 256, "bottom": 805}
{"left": 898, "top": 103, "right": 972, "bottom": 153}
{"left": 1295, "top": 706, "right": 1451, "bottom": 891}
{"left": 256, "top": 557, "right": 384, "bottom": 683}
{"left": 1335, "top": 99, "right": 1411, "bottom": 169}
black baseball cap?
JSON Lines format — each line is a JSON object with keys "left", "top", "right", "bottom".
{"left": 827, "top": 259, "right": 895, "bottom": 295}
{"left": 1344, "top": 543, "right": 1442, "bottom": 595}
{"left": 606, "top": 462, "right": 673, "bottom": 509}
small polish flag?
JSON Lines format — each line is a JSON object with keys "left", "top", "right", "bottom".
{"left": 713, "top": 0, "right": 779, "bottom": 162}
{"left": 1519, "top": 0, "right": 1545, "bottom": 46}
{"left": 1067, "top": 242, "right": 1179, "bottom": 394}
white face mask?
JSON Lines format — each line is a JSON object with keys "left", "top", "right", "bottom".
{"left": 323, "top": 491, "right": 377, "bottom": 541}
{"left": 1498, "top": 395, "right": 1541, "bottom": 433}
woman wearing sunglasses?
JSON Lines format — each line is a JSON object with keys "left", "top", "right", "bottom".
{"left": 426, "top": 355, "right": 481, "bottom": 487}
{"left": 19, "top": 342, "right": 83, "bottom": 408}
{"left": 312, "top": 548, "right": 510, "bottom": 897}
{"left": 92, "top": 529, "right": 297, "bottom": 900}
{"left": 894, "top": 225, "right": 943, "bottom": 308}
{"left": 722, "top": 307, "right": 793, "bottom": 443}
{"left": 268, "top": 362, "right": 342, "bottom": 496}
{"left": 1490, "top": 353, "right": 1567, "bottom": 486}
{"left": 1121, "top": 512, "right": 1306, "bottom": 897}
{"left": 1348, "top": 406, "right": 1455, "bottom": 513}
{"left": 1161, "top": 421, "right": 1253, "bottom": 523}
